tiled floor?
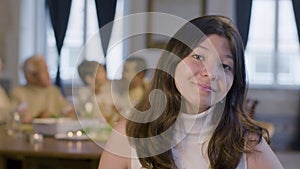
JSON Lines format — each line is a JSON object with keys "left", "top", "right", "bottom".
{"left": 276, "top": 151, "right": 300, "bottom": 169}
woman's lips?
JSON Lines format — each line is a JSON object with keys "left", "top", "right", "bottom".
{"left": 193, "top": 82, "right": 215, "bottom": 93}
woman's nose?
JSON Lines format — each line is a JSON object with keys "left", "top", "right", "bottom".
{"left": 199, "top": 65, "right": 209, "bottom": 77}
{"left": 199, "top": 62, "right": 220, "bottom": 81}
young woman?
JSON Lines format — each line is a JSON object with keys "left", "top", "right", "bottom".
{"left": 98, "top": 15, "right": 283, "bottom": 169}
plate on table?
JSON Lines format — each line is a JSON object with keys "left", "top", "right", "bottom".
{"left": 32, "top": 118, "right": 82, "bottom": 136}
{"left": 54, "top": 132, "right": 90, "bottom": 141}
{"left": 32, "top": 117, "right": 73, "bottom": 124}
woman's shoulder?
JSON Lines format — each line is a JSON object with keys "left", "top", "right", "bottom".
{"left": 113, "top": 118, "right": 127, "bottom": 134}
{"left": 98, "top": 118, "right": 131, "bottom": 169}
{"left": 246, "top": 135, "right": 283, "bottom": 169}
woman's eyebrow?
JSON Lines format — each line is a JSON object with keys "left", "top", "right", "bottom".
{"left": 193, "top": 45, "right": 209, "bottom": 54}
{"left": 224, "top": 54, "right": 233, "bottom": 59}
{"left": 198, "top": 45, "right": 209, "bottom": 50}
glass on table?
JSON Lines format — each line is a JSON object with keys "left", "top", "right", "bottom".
{"left": 5, "top": 110, "right": 22, "bottom": 136}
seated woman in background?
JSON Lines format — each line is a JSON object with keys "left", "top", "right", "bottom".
{"left": 10, "top": 55, "right": 74, "bottom": 123}
{"left": 0, "top": 57, "right": 12, "bottom": 123}
{"left": 98, "top": 15, "right": 283, "bottom": 169}
{"left": 76, "top": 60, "right": 119, "bottom": 125}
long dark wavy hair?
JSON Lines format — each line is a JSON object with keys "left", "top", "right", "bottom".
{"left": 126, "top": 15, "right": 269, "bottom": 169}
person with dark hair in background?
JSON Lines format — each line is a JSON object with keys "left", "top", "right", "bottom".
{"left": 98, "top": 15, "right": 283, "bottom": 169}
{"left": 76, "top": 60, "right": 119, "bottom": 125}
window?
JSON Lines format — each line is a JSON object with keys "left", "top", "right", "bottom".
{"left": 46, "top": 0, "right": 124, "bottom": 82}
{"left": 246, "top": 0, "right": 300, "bottom": 86}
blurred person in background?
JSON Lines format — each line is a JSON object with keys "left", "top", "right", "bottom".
{"left": 10, "top": 55, "right": 74, "bottom": 123}
{"left": 0, "top": 57, "right": 12, "bottom": 123}
{"left": 77, "top": 60, "right": 119, "bottom": 125}
{"left": 114, "top": 56, "right": 150, "bottom": 115}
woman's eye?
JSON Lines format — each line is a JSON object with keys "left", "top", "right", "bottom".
{"left": 222, "top": 64, "right": 232, "bottom": 71}
{"left": 193, "top": 54, "right": 204, "bottom": 61}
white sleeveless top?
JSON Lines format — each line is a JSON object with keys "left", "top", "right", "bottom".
{"left": 131, "top": 110, "right": 247, "bottom": 169}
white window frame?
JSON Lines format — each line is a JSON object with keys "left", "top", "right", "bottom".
{"left": 246, "top": 0, "right": 300, "bottom": 89}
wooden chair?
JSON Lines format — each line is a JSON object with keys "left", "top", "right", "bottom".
{"left": 246, "top": 99, "right": 258, "bottom": 119}
{"left": 246, "top": 98, "right": 275, "bottom": 138}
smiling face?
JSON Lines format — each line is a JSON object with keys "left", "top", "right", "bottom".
{"left": 174, "top": 34, "right": 234, "bottom": 114}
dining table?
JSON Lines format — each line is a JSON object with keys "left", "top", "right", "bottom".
{"left": 0, "top": 124, "right": 104, "bottom": 169}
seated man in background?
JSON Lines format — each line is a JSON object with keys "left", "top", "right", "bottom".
{"left": 10, "top": 55, "right": 74, "bottom": 123}
{"left": 0, "top": 57, "right": 12, "bottom": 122}
{"left": 76, "top": 60, "right": 119, "bottom": 125}
{"left": 123, "top": 57, "right": 149, "bottom": 101}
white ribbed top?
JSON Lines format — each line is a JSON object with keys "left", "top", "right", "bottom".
{"left": 131, "top": 108, "right": 247, "bottom": 169}
{"left": 171, "top": 110, "right": 247, "bottom": 169}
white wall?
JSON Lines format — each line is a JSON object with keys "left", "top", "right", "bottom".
{"left": 124, "top": 0, "right": 235, "bottom": 58}
{"left": 206, "top": 0, "right": 235, "bottom": 21}
{"left": 0, "top": 0, "right": 20, "bottom": 87}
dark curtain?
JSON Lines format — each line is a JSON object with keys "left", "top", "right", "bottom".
{"left": 291, "top": 0, "right": 300, "bottom": 150}
{"left": 94, "top": 0, "right": 117, "bottom": 56}
{"left": 46, "top": 0, "right": 72, "bottom": 94}
{"left": 235, "top": 0, "right": 253, "bottom": 48}
{"left": 292, "top": 0, "right": 300, "bottom": 43}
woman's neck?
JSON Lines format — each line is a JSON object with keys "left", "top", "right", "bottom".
{"left": 182, "top": 102, "right": 210, "bottom": 115}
